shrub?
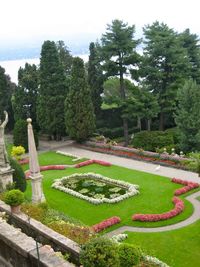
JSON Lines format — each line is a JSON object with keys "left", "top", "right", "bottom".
{"left": 11, "top": 145, "right": 25, "bottom": 160}
{"left": 80, "top": 237, "right": 120, "bottom": 267}
{"left": 4, "top": 189, "right": 24, "bottom": 206}
{"left": 13, "top": 119, "right": 38, "bottom": 152}
{"left": 118, "top": 243, "right": 142, "bottom": 266}
{"left": 132, "top": 131, "right": 174, "bottom": 152}
{"left": 9, "top": 157, "right": 27, "bottom": 192}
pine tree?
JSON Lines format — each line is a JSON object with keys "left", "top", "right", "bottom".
{"left": 175, "top": 79, "right": 200, "bottom": 152}
{"left": 88, "top": 42, "right": 104, "bottom": 116}
{"left": 100, "top": 19, "right": 140, "bottom": 146}
{"left": 37, "top": 40, "right": 67, "bottom": 139}
{"left": 12, "top": 63, "right": 39, "bottom": 129}
{"left": 65, "top": 57, "right": 95, "bottom": 142}
{"left": 142, "top": 21, "right": 191, "bottom": 130}
{"left": 56, "top": 40, "right": 73, "bottom": 76}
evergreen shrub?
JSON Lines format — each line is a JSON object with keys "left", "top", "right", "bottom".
{"left": 9, "top": 157, "right": 27, "bottom": 192}
{"left": 132, "top": 131, "right": 174, "bottom": 152}
{"left": 118, "top": 243, "right": 142, "bottom": 266}
{"left": 80, "top": 237, "right": 120, "bottom": 267}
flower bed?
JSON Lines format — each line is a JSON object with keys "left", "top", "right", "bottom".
{"left": 52, "top": 172, "right": 139, "bottom": 204}
{"left": 132, "top": 197, "right": 184, "bottom": 222}
{"left": 80, "top": 141, "right": 189, "bottom": 169}
{"left": 56, "top": 150, "right": 82, "bottom": 162}
{"left": 25, "top": 165, "right": 66, "bottom": 178}
{"left": 172, "top": 178, "right": 199, "bottom": 196}
{"left": 75, "top": 159, "right": 111, "bottom": 168}
{"left": 92, "top": 216, "right": 121, "bottom": 232}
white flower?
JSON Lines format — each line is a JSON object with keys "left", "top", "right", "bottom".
{"left": 52, "top": 172, "right": 139, "bottom": 204}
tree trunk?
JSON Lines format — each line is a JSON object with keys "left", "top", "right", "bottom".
{"left": 123, "top": 118, "right": 129, "bottom": 147}
{"left": 119, "top": 65, "right": 129, "bottom": 146}
{"left": 159, "top": 112, "right": 164, "bottom": 131}
{"left": 147, "top": 119, "right": 151, "bottom": 131}
{"left": 137, "top": 117, "right": 141, "bottom": 131}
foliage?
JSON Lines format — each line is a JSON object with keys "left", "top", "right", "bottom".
{"left": 65, "top": 57, "right": 95, "bottom": 142}
{"left": 12, "top": 63, "right": 39, "bottom": 129}
{"left": 4, "top": 189, "right": 24, "bottom": 206}
{"left": 80, "top": 237, "right": 120, "bottom": 267}
{"left": 174, "top": 79, "right": 200, "bottom": 152}
{"left": 132, "top": 131, "right": 174, "bottom": 152}
{"left": 142, "top": 21, "right": 191, "bottom": 130}
{"left": 13, "top": 119, "right": 28, "bottom": 151}
{"left": 13, "top": 119, "right": 38, "bottom": 152}
{"left": 183, "top": 153, "right": 200, "bottom": 176}
{"left": 0, "top": 66, "right": 15, "bottom": 129}
{"left": 88, "top": 42, "right": 104, "bottom": 116}
{"left": 37, "top": 40, "right": 67, "bottom": 139}
{"left": 56, "top": 40, "right": 73, "bottom": 76}
{"left": 118, "top": 243, "right": 142, "bottom": 266}
{"left": 100, "top": 19, "right": 141, "bottom": 145}
{"left": 11, "top": 145, "right": 25, "bottom": 160}
{"left": 9, "top": 156, "right": 27, "bottom": 192}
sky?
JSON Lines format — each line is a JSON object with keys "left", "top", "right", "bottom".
{"left": 1, "top": 0, "right": 200, "bottom": 47}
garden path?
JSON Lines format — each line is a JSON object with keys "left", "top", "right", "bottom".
{"left": 104, "top": 190, "right": 200, "bottom": 236}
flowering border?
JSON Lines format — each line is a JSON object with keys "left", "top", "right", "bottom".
{"left": 132, "top": 197, "right": 184, "bottom": 222}
{"left": 75, "top": 159, "right": 111, "bottom": 168}
{"left": 172, "top": 178, "right": 199, "bottom": 195}
{"left": 52, "top": 172, "right": 139, "bottom": 204}
{"left": 92, "top": 216, "right": 121, "bottom": 232}
{"left": 56, "top": 150, "right": 82, "bottom": 162}
{"left": 25, "top": 165, "right": 66, "bottom": 179}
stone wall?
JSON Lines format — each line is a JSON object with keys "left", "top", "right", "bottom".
{"left": 0, "top": 200, "right": 80, "bottom": 266}
{"left": 0, "top": 216, "right": 74, "bottom": 267}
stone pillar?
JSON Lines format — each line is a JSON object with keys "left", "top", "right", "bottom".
{"left": 0, "top": 168, "right": 13, "bottom": 189}
{"left": 27, "top": 118, "right": 45, "bottom": 203}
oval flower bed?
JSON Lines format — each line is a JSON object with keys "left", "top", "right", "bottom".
{"left": 52, "top": 172, "right": 139, "bottom": 204}
{"left": 132, "top": 197, "right": 184, "bottom": 222}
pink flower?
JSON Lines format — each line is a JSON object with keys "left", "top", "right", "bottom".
{"left": 92, "top": 216, "right": 121, "bottom": 232}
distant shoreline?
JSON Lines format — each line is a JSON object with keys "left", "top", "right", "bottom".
{"left": 0, "top": 54, "right": 88, "bottom": 84}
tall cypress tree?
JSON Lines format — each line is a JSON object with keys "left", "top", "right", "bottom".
{"left": 37, "top": 40, "right": 67, "bottom": 139}
{"left": 12, "top": 63, "right": 39, "bottom": 128}
{"left": 65, "top": 57, "right": 95, "bottom": 142}
{"left": 88, "top": 42, "right": 104, "bottom": 117}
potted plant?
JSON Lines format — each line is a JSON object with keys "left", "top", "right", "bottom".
{"left": 4, "top": 189, "right": 24, "bottom": 214}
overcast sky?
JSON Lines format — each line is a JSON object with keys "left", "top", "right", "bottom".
{"left": 1, "top": 0, "right": 200, "bottom": 46}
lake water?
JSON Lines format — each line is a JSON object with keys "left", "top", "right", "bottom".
{"left": 0, "top": 54, "right": 88, "bottom": 84}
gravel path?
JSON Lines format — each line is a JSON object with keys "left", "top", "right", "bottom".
{"left": 105, "top": 190, "right": 200, "bottom": 237}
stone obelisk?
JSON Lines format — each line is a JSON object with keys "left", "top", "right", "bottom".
{"left": 27, "top": 118, "right": 45, "bottom": 203}
{"left": 0, "top": 111, "right": 13, "bottom": 189}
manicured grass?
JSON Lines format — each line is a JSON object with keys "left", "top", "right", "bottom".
{"left": 124, "top": 220, "right": 200, "bottom": 267}
{"left": 24, "top": 151, "right": 198, "bottom": 228}
{"left": 38, "top": 151, "right": 87, "bottom": 165}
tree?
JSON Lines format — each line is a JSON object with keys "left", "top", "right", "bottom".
{"left": 88, "top": 42, "right": 104, "bottom": 116}
{"left": 142, "top": 21, "right": 191, "bottom": 130}
{"left": 56, "top": 40, "right": 73, "bottom": 76}
{"left": 65, "top": 57, "right": 95, "bottom": 142}
{"left": 12, "top": 63, "right": 39, "bottom": 129}
{"left": 125, "top": 88, "right": 159, "bottom": 131}
{"left": 0, "top": 66, "right": 15, "bottom": 128}
{"left": 174, "top": 79, "right": 200, "bottom": 152}
{"left": 37, "top": 40, "right": 67, "bottom": 139}
{"left": 100, "top": 19, "right": 140, "bottom": 146}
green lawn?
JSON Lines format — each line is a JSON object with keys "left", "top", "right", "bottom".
{"left": 24, "top": 151, "right": 197, "bottom": 228}
{"left": 124, "top": 220, "right": 200, "bottom": 267}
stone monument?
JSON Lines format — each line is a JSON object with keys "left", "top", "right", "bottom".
{"left": 0, "top": 111, "right": 13, "bottom": 189}
{"left": 27, "top": 118, "right": 45, "bottom": 203}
